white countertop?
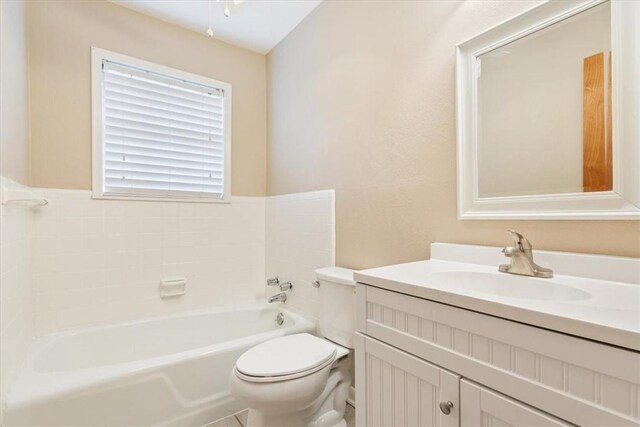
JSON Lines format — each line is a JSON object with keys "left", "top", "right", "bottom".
{"left": 354, "top": 243, "right": 640, "bottom": 352}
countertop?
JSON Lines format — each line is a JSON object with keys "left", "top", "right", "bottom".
{"left": 354, "top": 243, "right": 640, "bottom": 352}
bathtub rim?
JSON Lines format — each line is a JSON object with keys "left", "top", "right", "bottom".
{"left": 6, "top": 302, "right": 315, "bottom": 407}
{"left": 35, "top": 301, "right": 305, "bottom": 340}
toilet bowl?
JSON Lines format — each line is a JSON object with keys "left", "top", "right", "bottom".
{"left": 229, "top": 267, "right": 356, "bottom": 427}
{"left": 229, "top": 333, "right": 351, "bottom": 426}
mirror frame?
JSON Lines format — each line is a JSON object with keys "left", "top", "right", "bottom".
{"left": 456, "top": 0, "right": 640, "bottom": 220}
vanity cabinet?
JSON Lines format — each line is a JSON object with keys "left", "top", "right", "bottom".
{"left": 355, "top": 284, "right": 640, "bottom": 427}
{"left": 355, "top": 334, "right": 460, "bottom": 427}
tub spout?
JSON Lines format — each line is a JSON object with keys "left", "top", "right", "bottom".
{"left": 268, "top": 292, "right": 287, "bottom": 303}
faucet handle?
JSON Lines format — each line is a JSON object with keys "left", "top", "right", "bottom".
{"left": 267, "top": 277, "right": 280, "bottom": 286}
{"left": 279, "top": 281, "right": 293, "bottom": 292}
{"left": 506, "top": 230, "right": 532, "bottom": 252}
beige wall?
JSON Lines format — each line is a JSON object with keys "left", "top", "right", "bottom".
{"left": 267, "top": 0, "right": 640, "bottom": 269}
{"left": 28, "top": 0, "right": 266, "bottom": 196}
{"left": 479, "top": 2, "right": 610, "bottom": 197}
{"left": 1, "top": 0, "right": 30, "bottom": 185}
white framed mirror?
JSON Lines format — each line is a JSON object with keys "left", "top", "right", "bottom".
{"left": 456, "top": 0, "right": 639, "bottom": 220}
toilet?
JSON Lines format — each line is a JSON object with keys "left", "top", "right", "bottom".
{"left": 229, "top": 267, "right": 356, "bottom": 427}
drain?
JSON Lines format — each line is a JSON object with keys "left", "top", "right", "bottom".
{"left": 275, "top": 312, "right": 284, "bottom": 326}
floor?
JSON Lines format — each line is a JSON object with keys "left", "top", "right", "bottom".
{"left": 209, "top": 403, "right": 356, "bottom": 427}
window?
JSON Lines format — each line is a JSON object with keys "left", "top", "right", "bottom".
{"left": 91, "top": 48, "right": 231, "bottom": 202}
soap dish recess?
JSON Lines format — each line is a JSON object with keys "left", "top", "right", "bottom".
{"left": 160, "top": 277, "right": 186, "bottom": 298}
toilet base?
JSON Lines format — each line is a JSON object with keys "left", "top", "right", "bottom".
{"left": 244, "top": 358, "right": 351, "bottom": 427}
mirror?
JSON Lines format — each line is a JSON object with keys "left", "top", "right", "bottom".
{"left": 456, "top": 0, "right": 640, "bottom": 219}
{"left": 478, "top": 2, "right": 610, "bottom": 198}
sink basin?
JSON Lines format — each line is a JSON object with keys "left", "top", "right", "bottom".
{"left": 427, "top": 271, "right": 592, "bottom": 301}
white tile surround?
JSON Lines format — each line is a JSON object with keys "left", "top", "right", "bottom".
{"left": 0, "top": 177, "right": 33, "bottom": 420}
{"left": 265, "top": 190, "right": 336, "bottom": 320}
{"left": 29, "top": 188, "right": 266, "bottom": 335}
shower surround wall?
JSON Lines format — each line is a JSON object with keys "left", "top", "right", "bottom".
{"left": 265, "top": 190, "right": 336, "bottom": 320}
{"left": 27, "top": 189, "right": 335, "bottom": 335}
{"left": 30, "top": 189, "right": 266, "bottom": 335}
{"left": 0, "top": 178, "right": 33, "bottom": 421}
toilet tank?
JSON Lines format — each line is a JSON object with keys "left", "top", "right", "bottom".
{"left": 315, "top": 267, "right": 357, "bottom": 349}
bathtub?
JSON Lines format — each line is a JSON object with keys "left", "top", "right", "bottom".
{"left": 4, "top": 304, "right": 315, "bottom": 426}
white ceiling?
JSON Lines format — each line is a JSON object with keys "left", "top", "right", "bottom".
{"left": 110, "top": 0, "right": 322, "bottom": 54}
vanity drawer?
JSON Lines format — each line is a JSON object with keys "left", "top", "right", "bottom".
{"left": 356, "top": 284, "right": 640, "bottom": 427}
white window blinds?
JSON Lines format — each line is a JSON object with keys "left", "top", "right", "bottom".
{"left": 99, "top": 59, "right": 227, "bottom": 200}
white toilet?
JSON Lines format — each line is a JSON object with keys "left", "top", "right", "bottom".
{"left": 229, "top": 267, "right": 356, "bottom": 427}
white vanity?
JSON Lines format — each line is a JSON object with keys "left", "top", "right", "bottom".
{"left": 353, "top": 243, "right": 640, "bottom": 427}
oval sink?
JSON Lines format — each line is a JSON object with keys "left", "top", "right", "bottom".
{"left": 427, "top": 271, "right": 591, "bottom": 302}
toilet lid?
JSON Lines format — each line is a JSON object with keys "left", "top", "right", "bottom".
{"left": 235, "top": 333, "right": 337, "bottom": 378}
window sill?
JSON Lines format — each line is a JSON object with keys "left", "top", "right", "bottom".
{"left": 91, "top": 193, "right": 231, "bottom": 204}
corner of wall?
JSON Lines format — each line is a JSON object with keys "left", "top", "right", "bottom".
{"left": 265, "top": 190, "right": 336, "bottom": 320}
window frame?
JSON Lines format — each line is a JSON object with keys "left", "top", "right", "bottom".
{"left": 91, "top": 47, "right": 232, "bottom": 203}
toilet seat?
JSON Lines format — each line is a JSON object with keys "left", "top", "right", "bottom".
{"left": 235, "top": 333, "right": 339, "bottom": 383}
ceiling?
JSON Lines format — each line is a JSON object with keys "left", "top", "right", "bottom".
{"left": 110, "top": 0, "right": 322, "bottom": 54}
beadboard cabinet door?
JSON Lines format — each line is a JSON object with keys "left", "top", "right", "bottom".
{"left": 461, "top": 380, "right": 574, "bottom": 427}
{"left": 355, "top": 333, "right": 460, "bottom": 427}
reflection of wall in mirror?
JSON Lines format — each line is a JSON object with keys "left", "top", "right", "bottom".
{"left": 478, "top": 2, "right": 610, "bottom": 198}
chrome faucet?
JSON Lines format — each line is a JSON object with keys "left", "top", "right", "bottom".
{"left": 268, "top": 292, "right": 287, "bottom": 303}
{"left": 278, "top": 281, "right": 293, "bottom": 291}
{"left": 266, "top": 276, "right": 280, "bottom": 287}
{"left": 267, "top": 276, "right": 293, "bottom": 303}
{"left": 499, "top": 230, "right": 553, "bottom": 278}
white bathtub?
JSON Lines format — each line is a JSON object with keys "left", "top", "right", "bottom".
{"left": 4, "top": 304, "right": 315, "bottom": 426}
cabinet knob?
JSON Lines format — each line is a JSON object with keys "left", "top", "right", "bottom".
{"left": 439, "top": 401, "right": 454, "bottom": 415}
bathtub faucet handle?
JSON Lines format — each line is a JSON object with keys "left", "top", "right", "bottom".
{"left": 266, "top": 276, "right": 280, "bottom": 286}
{"left": 279, "top": 281, "right": 293, "bottom": 292}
